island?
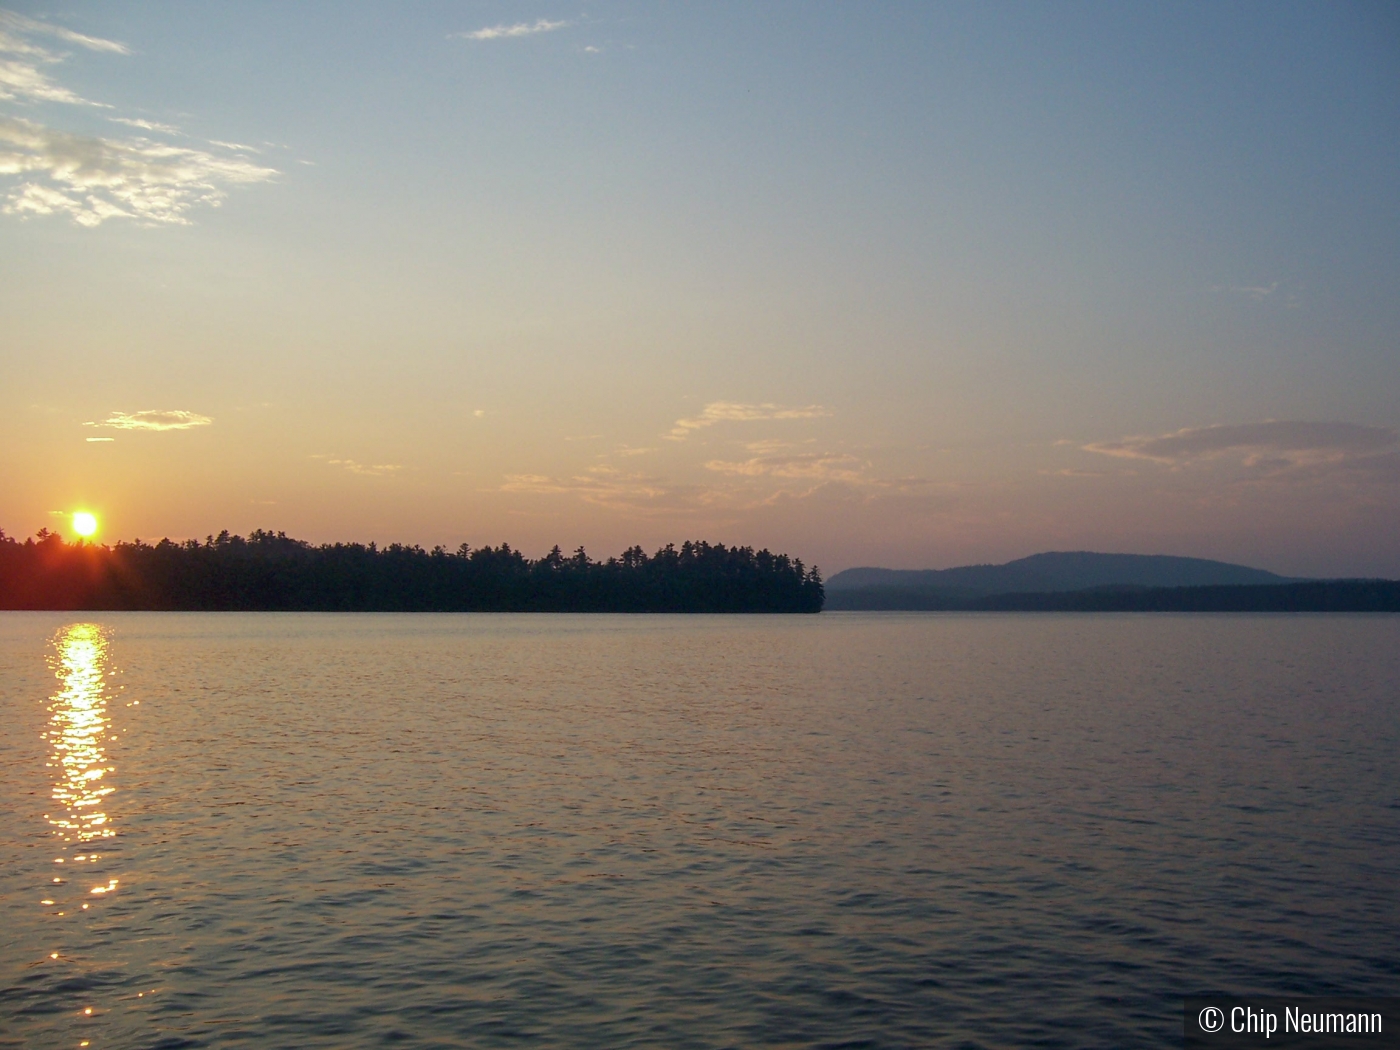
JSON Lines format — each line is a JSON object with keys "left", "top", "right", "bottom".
{"left": 0, "top": 530, "right": 826, "bottom": 613}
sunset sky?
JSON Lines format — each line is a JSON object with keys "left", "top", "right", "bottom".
{"left": 2, "top": 2, "right": 1397, "bottom": 577}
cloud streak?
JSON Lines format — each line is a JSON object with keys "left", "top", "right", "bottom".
{"left": 0, "top": 56, "right": 104, "bottom": 105}
{"left": 1, "top": 13, "right": 276, "bottom": 225}
{"left": 704, "top": 450, "right": 869, "bottom": 483}
{"left": 1084, "top": 421, "right": 1398, "bottom": 470}
{"left": 87, "top": 409, "right": 212, "bottom": 431}
{"left": 329, "top": 459, "right": 402, "bottom": 476}
{"left": 667, "top": 401, "right": 829, "bottom": 440}
{"left": 0, "top": 11, "right": 128, "bottom": 55}
{"left": 0, "top": 11, "right": 126, "bottom": 107}
{"left": 109, "top": 116, "right": 180, "bottom": 134}
{"left": 502, "top": 466, "right": 737, "bottom": 516}
{"left": 455, "top": 19, "right": 569, "bottom": 42}
{"left": 504, "top": 431, "right": 928, "bottom": 518}
{"left": 1, "top": 116, "right": 278, "bottom": 225}
{"left": 311, "top": 454, "right": 403, "bottom": 477}
{"left": 1212, "top": 282, "right": 1279, "bottom": 301}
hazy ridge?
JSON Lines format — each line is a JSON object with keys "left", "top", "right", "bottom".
{"left": 827, "top": 551, "right": 1298, "bottom": 598}
{"left": 824, "top": 552, "right": 1400, "bottom": 611}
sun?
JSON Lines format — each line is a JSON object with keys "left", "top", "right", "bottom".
{"left": 72, "top": 512, "right": 99, "bottom": 538}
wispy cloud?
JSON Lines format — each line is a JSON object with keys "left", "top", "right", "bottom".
{"left": 313, "top": 455, "right": 403, "bottom": 477}
{"left": 455, "top": 19, "right": 570, "bottom": 42}
{"left": 667, "top": 401, "right": 830, "bottom": 441}
{"left": 109, "top": 116, "right": 180, "bottom": 134}
{"left": 1209, "top": 282, "right": 1304, "bottom": 308}
{"left": 703, "top": 444, "right": 931, "bottom": 506}
{"left": 502, "top": 467, "right": 727, "bottom": 516}
{"left": 0, "top": 13, "right": 276, "bottom": 225}
{"left": 504, "top": 451, "right": 939, "bottom": 519}
{"left": 1210, "top": 282, "right": 1279, "bottom": 301}
{"left": 704, "top": 450, "right": 868, "bottom": 483}
{"left": 1084, "top": 421, "right": 1398, "bottom": 470}
{"left": 1, "top": 116, "right": 278, "bottom": 225}
{"left": 0, "top": 11, "right": 128, "bottom": 55}
{"left": 207, "top": 139, "right": 259, "bottom": 153}
{"left": 0, "top": 58, "right": 93, "bottom": 105}
{"left": 0, "top": 10, "right": 126, "bottom": 106}
{"left": 86, "top": 409, "right": 212, "bottom": 431}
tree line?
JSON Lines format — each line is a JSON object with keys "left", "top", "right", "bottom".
{"left": 825, "top": 580, "right": 1400, "bottom": 612}
{"left": 0, "top": 529, "right": 825, "bottom": 613}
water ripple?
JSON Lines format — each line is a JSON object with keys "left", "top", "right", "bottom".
{"left": 0, "top": 612, "right": 1397, "bottom": 1048}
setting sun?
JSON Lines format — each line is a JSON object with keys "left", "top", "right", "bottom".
{"left": 72, "top": 512, "right": 98, "bottom": 538}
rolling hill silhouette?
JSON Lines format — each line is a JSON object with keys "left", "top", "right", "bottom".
{"left": 827, "top": 551, "right": 1300, "bottom": 608}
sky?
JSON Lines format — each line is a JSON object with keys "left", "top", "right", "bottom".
{"left": 1, "top": 1, "right": 1397, "bottom": 577}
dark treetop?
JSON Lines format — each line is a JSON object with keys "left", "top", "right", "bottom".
{"left": 0, "top": 530, "right": 824, "bottom": 613}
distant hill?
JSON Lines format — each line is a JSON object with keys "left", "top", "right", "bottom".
{"left": 827, "top": 551, "right": 1299, "bottom": 607}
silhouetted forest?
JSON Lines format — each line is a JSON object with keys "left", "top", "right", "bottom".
{"left": 0, "top": 529, "right": 824, "bottom": 613}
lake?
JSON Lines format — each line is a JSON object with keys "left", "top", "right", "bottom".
{"left": 2, "top": 612, "right": 1397, "bottom": 1048}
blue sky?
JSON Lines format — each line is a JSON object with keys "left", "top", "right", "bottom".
{"left": 2, "top": 2, "right": 1398, "bottom": 575}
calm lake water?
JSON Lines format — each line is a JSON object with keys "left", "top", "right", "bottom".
{"left": 1, "top": 612, "right": 1397, "bottom": 1049}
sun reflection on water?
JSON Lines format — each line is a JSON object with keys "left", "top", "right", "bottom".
{"left": 45, "top": 624, "right": 116, "bottom": 847}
